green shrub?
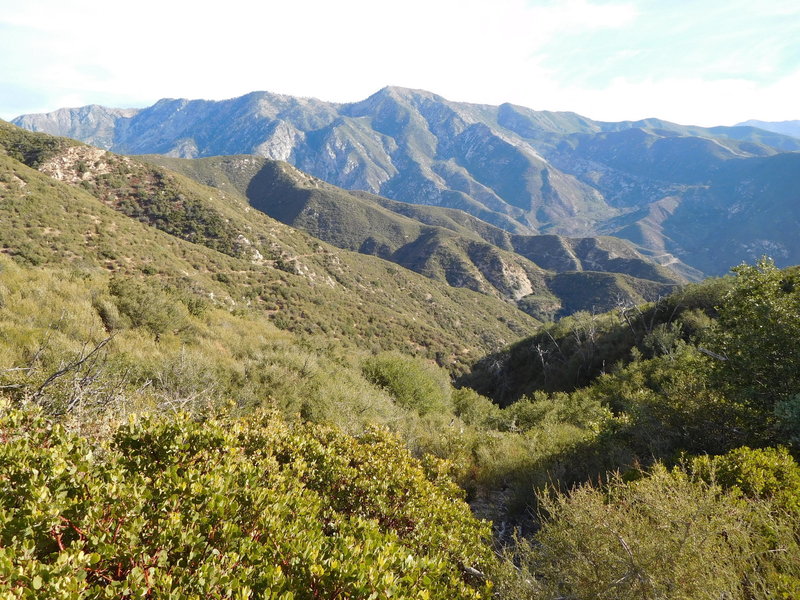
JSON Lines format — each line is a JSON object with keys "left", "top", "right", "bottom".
{"left": 588, "top": 346, "right": 749, "bottom": 458}
{"left": 451, "top": 387, "right": 502, "bottom": 428}
{"left": 109, "top": 276, "right": 189, "bottom": 337}
{"left": 774, "top": 394, "right": 800, "bottom": 449}
{"left": 0, "top": 403, "right": 494, "bottom": 599}
{"left": 496, "top": 464, "right": 800, "bottom": 600}
{"left": 91, "top": 293, "right": 125, "bottom": 331}
{"left": 504, "top": 390, "right": 610, "bottom": 433}
{"left": 363, "top": 352, "right": 452, "bottom": 415}
{"left": 691, "top": 446, "right": 800, "bottom": 515}
{"left": 710, "top": 258, "right": 800, "bottom": 412}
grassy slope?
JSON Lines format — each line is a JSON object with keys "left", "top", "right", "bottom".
{"left": 0, "top": 121, "right": 539, "bottom": 372}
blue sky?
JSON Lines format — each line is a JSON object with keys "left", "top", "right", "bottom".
{"left": 1, "top": 0, "right": 797, "bottom": 126}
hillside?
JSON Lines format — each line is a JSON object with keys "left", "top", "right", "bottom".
{"left": 14, "top": 87, "right": 800, "bottom": 276}
{"left": 3, "top": 236, "right": 799, "bottom": 598}
{"left": 5, "top": 106, "right": 800, "bottom": 600}
{"left": 0, "top": 120, "right": 538, "bottom": 371}
{"left": 144, "top": 154, "right": 685, "bottom": 319}
{"left": 2, "top": 113, "right": 800, "bottom": 597}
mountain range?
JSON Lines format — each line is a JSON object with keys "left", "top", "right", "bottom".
{"left": 0, "top": 120, "right": 540, "bottom": 372}
{"left": 4, "top": 108, "right": 800, "bottom": 597}
{"left": 13, "top": 87, "right": 800, "bottom": 277}
{"left": 141, "top": 153, "right": 683, "bottom": 319}
{"left": 0, "top": 118, "right": 686, "bottom": 365}
{"left": 736, "top": 119, "right": 800, "bottom": 139}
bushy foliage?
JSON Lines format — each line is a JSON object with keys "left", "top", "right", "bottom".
{"left": 460, "top": 278, "right": 729, "bottom": 405}
{"left": 710, "top": 258, "right": 800, "bottom": 414}
{"left": 108, "top": 276, "right": 190, "bottom": 337}
{"left": 496, "top": 464, "right": 800, "bottom": 600}
{"left": 451, "top": 387, "right": 503, "bottom": 428}
{"left": 691, "top": 446, "right": 800, "bottom": 515}
{"left": 2, "top": 262, "right": 432, "bottom": 433}
{"left": 89, "top": 163, "right": 242, "bottom": 257}
{"left": 0, "top": 257, "right": 593, "bottom": 520}
{"left": 362, "top": 352, "right": 453, "bottom": 415}
{"left": 0, "top": 121, "right": 74, "bottom": 168}
{"left": 587, "top": 346, "right": 751, "bottom": 458}
{"left": 0, "top": 403, "right": 493, "bottom": 599}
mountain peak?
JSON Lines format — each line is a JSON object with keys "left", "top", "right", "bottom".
{"left": 11, "top": 88, "right": 800, "bottom": 276}
{"left": 363, "top": 86, "right": 445, "bottom": 104}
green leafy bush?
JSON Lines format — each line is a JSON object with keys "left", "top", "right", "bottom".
{"left": 363, "top": 352, "right": 453, "bottom": 415}
{"left": 109, "top": 276, "right": 189, "bottom": 337}
{"left": 496, "top": 464, "right": 800, "bottom": 600}
{"left": 691, "top": 446, "right": 800, "bottom": 515}
{"left": 710, "top": 258, "right": 800, "bottom": 413}
{"left": 0, "top": 403, "right": 493, "bottom": 599}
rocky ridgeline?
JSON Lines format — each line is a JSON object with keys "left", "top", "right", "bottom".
{"left": 13, "top": 88, "right": 800, "bottom": 275}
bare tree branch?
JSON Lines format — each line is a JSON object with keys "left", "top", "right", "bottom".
{"left": 32, "top": 334, "right": 116, "bottom": 401}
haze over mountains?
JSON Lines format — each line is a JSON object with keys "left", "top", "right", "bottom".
{"left": 736, "top": 119, "right": 800, "bottom": 139}
{"left": 13, "top": 87, "right": 800, "bottom": 277}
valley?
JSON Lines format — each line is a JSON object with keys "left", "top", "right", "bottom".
{"left": 2, "top": 91, "right": 799, "bottom": 599}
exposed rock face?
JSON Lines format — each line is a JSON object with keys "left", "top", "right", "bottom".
{"left": 38, "top": 145, "right": 117, "bottom": 183}
{"left": 14, "top": 87, "right": 800, "bottom": 275}
{"left": 253, "top": 121, "right": 304, "bottom": 162}
{"left": 12, "top": 105, "right": 137, "bottom": 151}
{"left": 144, "top": 153, "right": 684, "bottom": 320}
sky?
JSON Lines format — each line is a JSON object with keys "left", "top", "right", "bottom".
{"left": 1, "top": 0, "right": 798, "bottom": 126}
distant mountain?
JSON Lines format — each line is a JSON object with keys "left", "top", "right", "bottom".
{"left": 0, "top": 119, "right": 679, "bottom": 356}
{"left": 736, "top": 119, "right": 800, "bottom": 139}
{"left": 14, "top": 88, "right": 800, "bottom": 275}
{"left": 12, "top": 104, "right": 138, "bottom": 150}
{"left": 145, "top": 154, "right": 685, "bottom": 319}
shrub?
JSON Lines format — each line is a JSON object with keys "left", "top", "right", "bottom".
{"left": 109, "top": 276, "right": 189, "bottom": 337}
{"left": 691, "top": 446, "right": 800, "bottom": 515}
{"left": 496, "top": 464, "right": 800, "bottom": 600}
{"left": 451, "top": 387, "right": 502, "bottom": 428}
{"left": 0, "top": 403, "right": 494, "bottom": 599}
{"left": 710, "top": 258, "right": 800, "bottom": 412}
{"left": 363, "top": 352, "right": 452, "bottom": 415}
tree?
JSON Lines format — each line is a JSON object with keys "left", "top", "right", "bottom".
{"left": 710, "top": 258, "right": 800, "bottom": 415}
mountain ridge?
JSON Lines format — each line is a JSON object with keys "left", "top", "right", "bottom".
{"left": 13, "top": 88, "right": 800, "bottom": 276}
{"left": 0, "top": 119, "right": 541, "bottom": 371}
{"left": 143, "top": 153, "right": 686, "bottom": 318}
{"left": 735, "top": 119, "right": 800, "bottom": 139}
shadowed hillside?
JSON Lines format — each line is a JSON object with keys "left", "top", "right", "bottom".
{"left": 0, "top": 120, "right": 538, "bottom": 371}
{"left": 145, "top": 153, "right": 685, "bottom": 320}
{"left": 14, "top": 87, "right": 800, "bottom": 276}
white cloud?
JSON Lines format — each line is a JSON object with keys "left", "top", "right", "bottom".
{"left": 0, "top": 0, "right": 796, "bottom": 126}
{"left": 533, "top": 70, "right": 800, "bottom": 126}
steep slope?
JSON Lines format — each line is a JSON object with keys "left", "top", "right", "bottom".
{"left": 0, "top": 120, "right": 539, "bottom": 371}
{"left": 145, "top": 154, "right": 684, "bottom": 319}
{"left": 14, "top": 88, "right": 800, "bottom": 275}
{"left": 9, "top": 89, "right": 617, "bottom": 235}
